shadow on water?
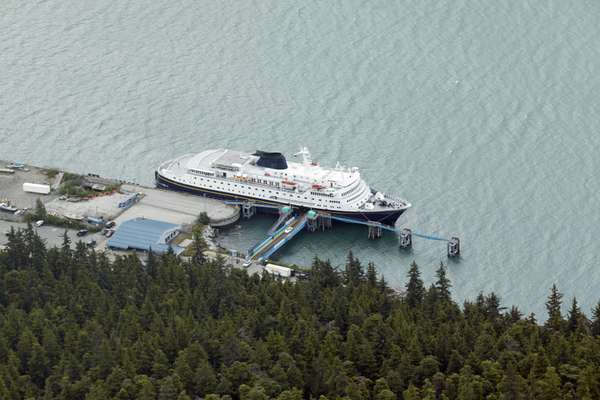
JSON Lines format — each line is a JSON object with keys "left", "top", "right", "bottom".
{"left": 223, "top": 216, "right": 404, "bottom": 265}
{"left": 218, "top": 213, "right": 465, "bottom": 290}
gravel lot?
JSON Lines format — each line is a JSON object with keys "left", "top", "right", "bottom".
{"left": 0, "top": 161, "right": 57, "bottom": 210}
{"left": 45, "top": 191, "right": 135, "bottom": 220}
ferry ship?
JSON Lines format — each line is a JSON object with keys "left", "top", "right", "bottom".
{"left": 155, "top": 147, "right": 410, "bottom": 226}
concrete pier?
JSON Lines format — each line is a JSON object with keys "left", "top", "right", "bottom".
{"left": 116, "top": 184, "right": 239, "bottom": 227}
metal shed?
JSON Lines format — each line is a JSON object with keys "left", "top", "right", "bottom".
{"left": 107, "top": 217, "right": 184, "bottom": 255}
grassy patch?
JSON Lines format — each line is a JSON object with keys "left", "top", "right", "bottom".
{"left": 59, "top": 173, "right": 121, "bottom": 197}
{"left": 171, "top": 233, "right": 192, "bottom": 247}
{"left": 43, "top": 168, "right": 60, "bottom": 179}
{"left": 25, "top": 213, "right": 88, "bottom": 230}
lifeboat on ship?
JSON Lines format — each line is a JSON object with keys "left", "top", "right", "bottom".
{"left": 281, "top": 180, "right": 297, "bottom": 190}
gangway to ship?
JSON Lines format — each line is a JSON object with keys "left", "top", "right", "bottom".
{"left": 246, "top": 214, "right": 297, "bottom": 257}
{"left": 268, "top": 206, "right": 293, "bottom": 235}
{"left": 246, "top": 213, "right": 309, "bottom": 263}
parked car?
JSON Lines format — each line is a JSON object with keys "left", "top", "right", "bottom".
{"left": 105, "top": 220, "right": 116, "bottom": 228}
{"left": 76, "top": 229, "right": 88, "bottom": 237}
{"left": 86, "top": 240, "right": 97, "bottom": 248}
{"left": 35, "top": 220, "right": 44, "bottom": 227}
{"left": 104, "top": 229, "right": 114, "bottom": 238}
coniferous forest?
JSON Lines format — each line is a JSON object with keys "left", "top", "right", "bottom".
{"left": 2, "top": 225, "right": 600, "bottom": 399}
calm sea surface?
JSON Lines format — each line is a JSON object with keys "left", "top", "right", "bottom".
{"left": 1, "top": 0, "right": 599, "bottom": 318}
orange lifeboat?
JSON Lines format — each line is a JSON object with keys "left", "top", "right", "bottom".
{"left": 281, "top": 180, "right": 297, "bottom": 190}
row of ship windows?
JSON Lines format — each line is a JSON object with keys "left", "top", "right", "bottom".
{"left": 189, "top": 169, "right": 214, "bottom": 177}
{"left": 347, "top": 185, "right": 368, "bottom": 203}
{"left": 184, "top": 176, "right": 347, "bottom": 206}
{"left": 310, "top": 191, "right": 334, "bottom": 198}
{"left": 341, "top": 183, "right": 359, "bottom": 197}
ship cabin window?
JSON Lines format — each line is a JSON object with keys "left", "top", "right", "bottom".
{"left": 189, "top": 169, "right": 214, "bottom": 177}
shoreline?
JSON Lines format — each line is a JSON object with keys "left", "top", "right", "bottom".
{"left": 1, "top": 160, "right": 303, "bottom": 278}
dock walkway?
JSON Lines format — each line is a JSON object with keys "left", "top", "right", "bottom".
{"left": 247, "top": 213, "right": 308, "bottom": 262}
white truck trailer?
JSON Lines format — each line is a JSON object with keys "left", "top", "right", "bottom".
{"left": 23, "top": 182, "right": 51, "bottom": 195}
{"left": 264, "top": 263, "right": 293, "bottom": 278}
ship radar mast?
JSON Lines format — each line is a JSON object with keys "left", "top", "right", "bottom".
{"left": 294, "top": 146, "right": 312, "bottom": 165}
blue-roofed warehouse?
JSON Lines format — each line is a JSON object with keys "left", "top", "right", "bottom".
{"left": 107, "top": 217, "right": 185, "bottom": 255}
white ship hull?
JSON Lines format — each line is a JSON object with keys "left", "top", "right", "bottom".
{"left": 156, "top": 148, "right": 410, "bottom": 226}
{"left": 155, "top": 172, "right": 407, "bottom": 226}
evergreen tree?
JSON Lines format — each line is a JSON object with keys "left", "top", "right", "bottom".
{"left": 373, "top": 378, "right": 396, "bottom": 400}
{"left": 345, "top": 251, "right": 363, "bottom": 286}
{"left": 591, "top": 300, "right": 600, "bottom": 336}
{"left": 566, "top": 297, "right": 583, "bottom": 334}
{"left": 485, "top": 293, "right": 502, "bottom": 319}
{"left": 403, "top": 384, "right": 420, "bottom": 400}
{"left": 497, "top": 360, "right": 526, "bottom": 400}
{"left": 158, "top": 376, "right": 180, "bottom": 400}
{"left": 34, "top": 199, "right": 47, "bottom": 220}
{"left": 276, "top": 388, "right": 303, "bottom": 400}
{"left": 544, "top": 284, "right": 563, "bottom": 332}
{"left": 434, "top": 262, "right": 451, "bottom": 302}
{"left": 508, "top": 306, "right": 523, "bottom": 323}
{"left": 191, "top": 225, "right": 208, "bottom": 265}
{"left": 196, "top": 212, "right": 210, "bottom": 225}
{"left": 405, "top": 261, "right": 424, "bottom": 308}
{"left": 534, "top": 367, "right": 561, "bottom": 400}
{"left": 366, "top": 262, "right": 378, "bottom": 288}
{"left": 146, "top": 248, "right": 157, "bottom": 278}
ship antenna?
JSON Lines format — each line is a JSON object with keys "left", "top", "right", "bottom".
{"left": 294, "top": 146, "right": 312, "bottom": 165}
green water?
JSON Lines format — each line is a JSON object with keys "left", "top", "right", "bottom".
{"left": 1, "top": 0, "right": 600, "bottom": 318}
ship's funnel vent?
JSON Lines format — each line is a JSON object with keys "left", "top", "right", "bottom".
{"left": 254, "top": 151, "right": 288, "bottom": 170}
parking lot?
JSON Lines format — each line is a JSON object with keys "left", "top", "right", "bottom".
{"left": 0, "top": 220, "right": 106, "bottom": 250}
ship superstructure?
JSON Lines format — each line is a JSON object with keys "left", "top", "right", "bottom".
{"left": 156, "top": 147, "right": 410, "bottom": 225}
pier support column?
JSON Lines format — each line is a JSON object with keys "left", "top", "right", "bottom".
{"left": 447, "top": 237, "right": 460, "bottom": 257}
{"left": 399, "top": 228, "right": 412, "bottom": 249}
{"left": 318, "top": 213, "right": 332, "bottom": 231}
{"left": 306, "top": 216, "right": 317, "bottom": 232}
{"left": 368, "top": 224, "right": 382, "bottom": 240}
{"left": 242, "top": 203, "right": 256, "bottom": 219}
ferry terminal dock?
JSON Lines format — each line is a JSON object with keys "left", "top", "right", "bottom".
{"left": 1, "top": 160, "right": 458, "bottom": 276}
{"left": 0, "top": 161, "right": 264, "bottom": 268}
